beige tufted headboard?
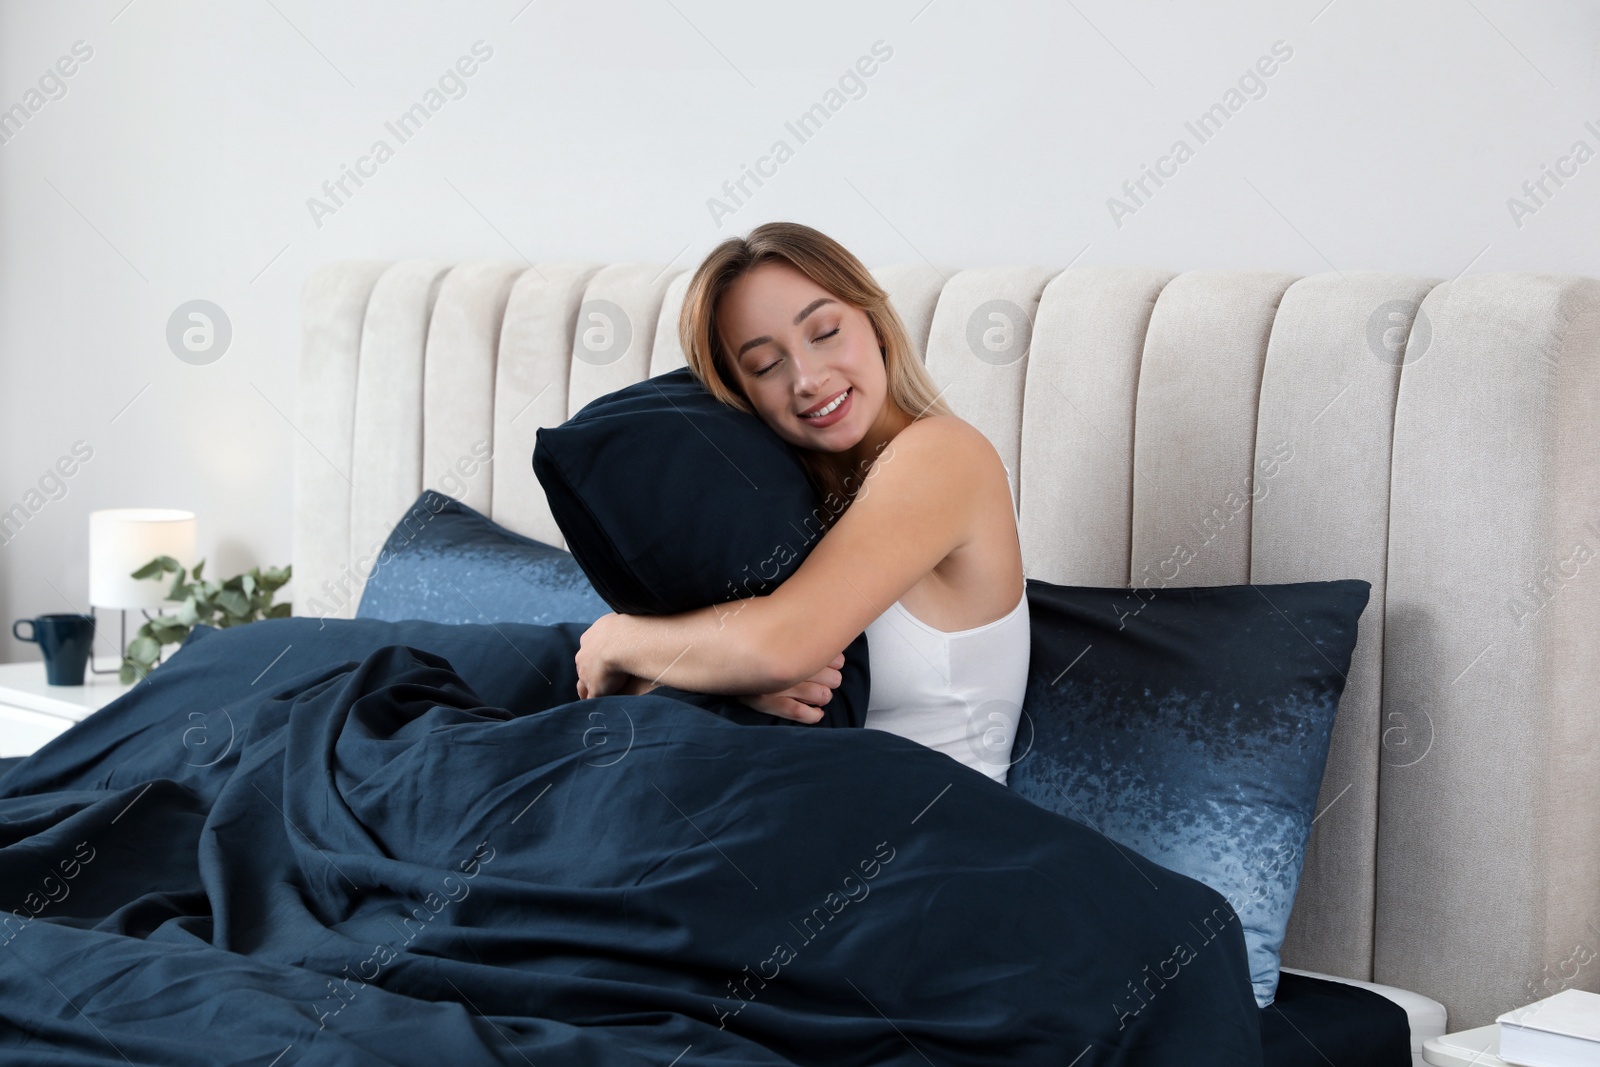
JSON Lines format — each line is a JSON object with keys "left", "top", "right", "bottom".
{"left": 294, "top": 259, "right": 1600, "bottom": 1030}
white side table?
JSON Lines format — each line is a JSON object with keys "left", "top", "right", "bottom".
{"left": 1423, "top": 1024, "right": 1508, "bottom": 1066}
{"left": 0, "top": 659, "right": 135, "bottom": 758}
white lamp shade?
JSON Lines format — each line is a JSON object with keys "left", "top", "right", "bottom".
{"left": 89, "top": 509, "right": 198, "bottom": 610}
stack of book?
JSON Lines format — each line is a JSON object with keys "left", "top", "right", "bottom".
{"left": 1498, "top": 989, "right": 1600, "bottom": 1066}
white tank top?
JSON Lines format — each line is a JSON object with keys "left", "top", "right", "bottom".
{"left": 861, "top": 464, "right": 1030, "bottom": 785}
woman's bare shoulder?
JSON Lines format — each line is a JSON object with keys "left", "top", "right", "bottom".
{"left": 871, "top": 414, "right": 1001, "bottom": 480}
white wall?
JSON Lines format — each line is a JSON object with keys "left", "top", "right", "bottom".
{"left": 1, "top": 0, "right": 1596, "bottom": 664}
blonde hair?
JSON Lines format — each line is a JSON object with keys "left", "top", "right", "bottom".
{"left": 678, "top": 221, "right": 952, "bottom": 527}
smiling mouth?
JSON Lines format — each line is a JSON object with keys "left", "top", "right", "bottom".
{"left": 799, "top": 387, "right": 850, "bottom": 418}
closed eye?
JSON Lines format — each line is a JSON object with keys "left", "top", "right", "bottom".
{"left": 753, "top": 328, "right": 840, "bottom": 377}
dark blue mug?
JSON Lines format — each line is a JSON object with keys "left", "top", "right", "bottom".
{"left": 12, "top": 613, "right": 96, "bottom": 686}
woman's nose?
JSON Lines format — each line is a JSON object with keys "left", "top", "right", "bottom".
{"left": 791, "top": 349, "right": 830, "bottom": 395}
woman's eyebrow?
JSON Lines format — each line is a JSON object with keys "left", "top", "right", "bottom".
{"left": 734, "top": 298, "right": 839, "bottom": 359}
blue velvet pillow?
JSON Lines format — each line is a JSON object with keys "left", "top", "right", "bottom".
{"left": 1007, "top": 577, "right": 1370, "bottom": 1009}
{"left": 532, "top": 367, "right": 869, "bottom": 729}
{"left": 355, "top": 491, "right": 611, "bottom": 627}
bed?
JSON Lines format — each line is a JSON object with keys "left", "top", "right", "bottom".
{"left": 0, "top": 258, "right": 1591, "bottom": 1064}
{"left": 297, "top": 257, "right": 1599, "bottom": 1057}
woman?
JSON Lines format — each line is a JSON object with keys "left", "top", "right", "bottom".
{"left": 575, "top": 222, "right": 1030, "bottom": 782}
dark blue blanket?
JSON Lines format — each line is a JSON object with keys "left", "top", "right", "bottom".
{"left": 0, "top": 639, "right": 1263, "bottom": 1064}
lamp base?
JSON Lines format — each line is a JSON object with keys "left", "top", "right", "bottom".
{"left": 87, "top": 607, "right": 172, "bottom": 676}
{"left": 87, "top": 607, "right": 127, "bottom": 675}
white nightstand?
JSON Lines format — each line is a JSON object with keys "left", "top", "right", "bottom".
{"left": 0, "top": 660, "right": 135, "bottom": 758}
{"left": 1423, "top": 1024, "right": 1508, "bottom": 1066}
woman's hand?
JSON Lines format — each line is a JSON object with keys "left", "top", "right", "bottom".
{"left": 575, "top": 613, "right": 634, "bottom": 701}
{"left": 735, "top": 652, "right": 846, "bottom": 724}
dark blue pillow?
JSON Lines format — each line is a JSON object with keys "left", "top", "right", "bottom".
{"left": 532, "top": 367, "right": 869, "bottom": 729}
{"left": 533, "top": 367, "right": 838, "bottom": 614}
{"left": 356, "top": 491, "right": 611, "bottom": 627}
{"left": 1007, "top": 577, "right": 1371, "bottom": 1009}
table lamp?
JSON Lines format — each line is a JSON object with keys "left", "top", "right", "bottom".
{"left": 88, "top": 508, "right": 197, "bottom": 674}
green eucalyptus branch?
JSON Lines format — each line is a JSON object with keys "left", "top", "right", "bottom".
{"left": 119, "top": 556, "right": 292, "bottom": 684}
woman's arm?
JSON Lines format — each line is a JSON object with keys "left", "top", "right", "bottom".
{"left": 600, "top": 651, "right": 846, "bottom": 723}
{"left": 577, "top": 602, "right": 788, "bottom": 698}
{"left": 575, "top": 415, "right": 988, "bottom": 700}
